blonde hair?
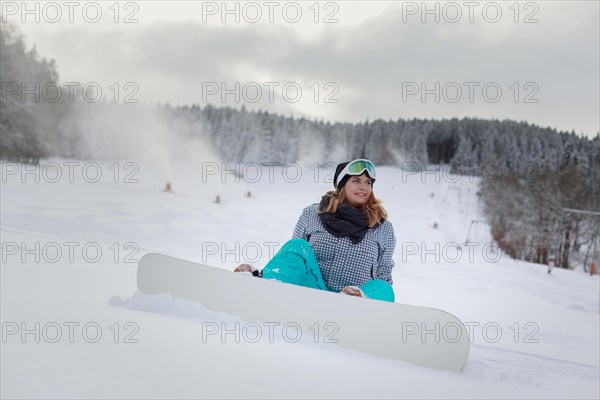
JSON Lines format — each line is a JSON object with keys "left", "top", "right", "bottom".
{"left": 318, "top": 189, "right": 388, "bottom": 228}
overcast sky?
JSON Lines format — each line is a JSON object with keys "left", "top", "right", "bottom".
{"left": 7, "top": 1, "right": 600, "bottom": 137}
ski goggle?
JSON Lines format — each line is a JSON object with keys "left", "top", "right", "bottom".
{"left": 335, "top": 159, "right": 377, "bottom": 188}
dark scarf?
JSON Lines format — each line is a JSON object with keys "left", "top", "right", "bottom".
{"left": 318, "top": 193, "right": 373, "bottom": 244}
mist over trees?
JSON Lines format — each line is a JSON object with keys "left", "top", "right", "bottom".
{"left": 1, "top": 23, "right": 598, "bottom": 270}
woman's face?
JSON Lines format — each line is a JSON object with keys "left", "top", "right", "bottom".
{"left": 343, "top": 173, "right": 373, "bottom": 208}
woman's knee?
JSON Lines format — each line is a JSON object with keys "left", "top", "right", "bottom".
{"left": 279, "top": 238, "right": 313, "bottom": 262}
{"left": 359, "top": 279, "right": 395, "bottom": 302}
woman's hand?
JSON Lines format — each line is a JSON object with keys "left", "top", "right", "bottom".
{"left": 341, "top": 286, "right": 365, "bottom": 297}
{"left": 234, "top": 264, "right": 256, "bottom": 273}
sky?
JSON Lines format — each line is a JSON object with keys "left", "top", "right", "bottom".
{"left": 4, "top": 0, "right": 600, "bottom": 137}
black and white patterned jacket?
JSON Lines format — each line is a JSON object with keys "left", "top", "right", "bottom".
{"left": 292, "top": 203, "right": 396, "bottom": 292}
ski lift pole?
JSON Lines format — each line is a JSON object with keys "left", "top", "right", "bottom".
{"left": 465, "top": 219, "right": 487, "bottom": 245}
{"left": 591, "top": 218, "right": 599, "bottom": 276}
{"left": 562, "top": 208, "right": 600, "bottom": 217}
{"left": 551, "top": 210, "right": 565, "bottom": 268}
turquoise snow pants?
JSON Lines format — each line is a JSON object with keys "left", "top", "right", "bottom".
{"left": 261, "top": 238, "right": 395, "bottom": 302}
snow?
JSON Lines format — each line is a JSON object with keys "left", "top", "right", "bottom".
{"left": 1, "top": 158, "right": 598, "bottom": 399}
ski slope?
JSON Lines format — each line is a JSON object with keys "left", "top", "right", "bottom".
{"left": 1, "top": 159, "right": 598, "bottom": 399}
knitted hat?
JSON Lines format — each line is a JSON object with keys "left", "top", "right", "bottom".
{"left": 333, "top": 162, "right": 350, "bottom": 190}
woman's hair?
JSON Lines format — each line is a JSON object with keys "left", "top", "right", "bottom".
{"left": 319, "top": 189, "right": 388, "bottom": 228}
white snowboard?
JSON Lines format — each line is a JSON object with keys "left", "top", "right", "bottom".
{"left": 137, "top": 253, "right": 470, "bottom": 371}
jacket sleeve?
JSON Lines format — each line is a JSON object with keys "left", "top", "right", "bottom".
{"left": 376, "top": 222, "right": 396, "bottom": 284}
{"left": 292, "top": 206, "right": 311, "bottom": 241}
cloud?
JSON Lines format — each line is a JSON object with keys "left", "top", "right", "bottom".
{"left": 16, "top": 1, "right": 600, "bottom": 136}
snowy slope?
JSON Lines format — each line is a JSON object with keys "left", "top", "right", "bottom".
{"left": 1, "top": 159, "right": 598, "bottom": 399}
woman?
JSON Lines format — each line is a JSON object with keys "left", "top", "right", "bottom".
{"left": 236, "top": 159, "right": 396, "bottom": 302}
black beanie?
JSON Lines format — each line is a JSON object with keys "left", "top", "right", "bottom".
{"left": 333, "top": 162, "right": 350, "bottom": 190}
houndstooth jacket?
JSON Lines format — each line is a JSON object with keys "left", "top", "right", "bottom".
{"left": 292, "top": 203, "right": 396, "bottom": 292}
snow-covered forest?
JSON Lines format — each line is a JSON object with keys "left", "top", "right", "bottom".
{"left": 1, "top": 22, "right": 599, "bottom": 271}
